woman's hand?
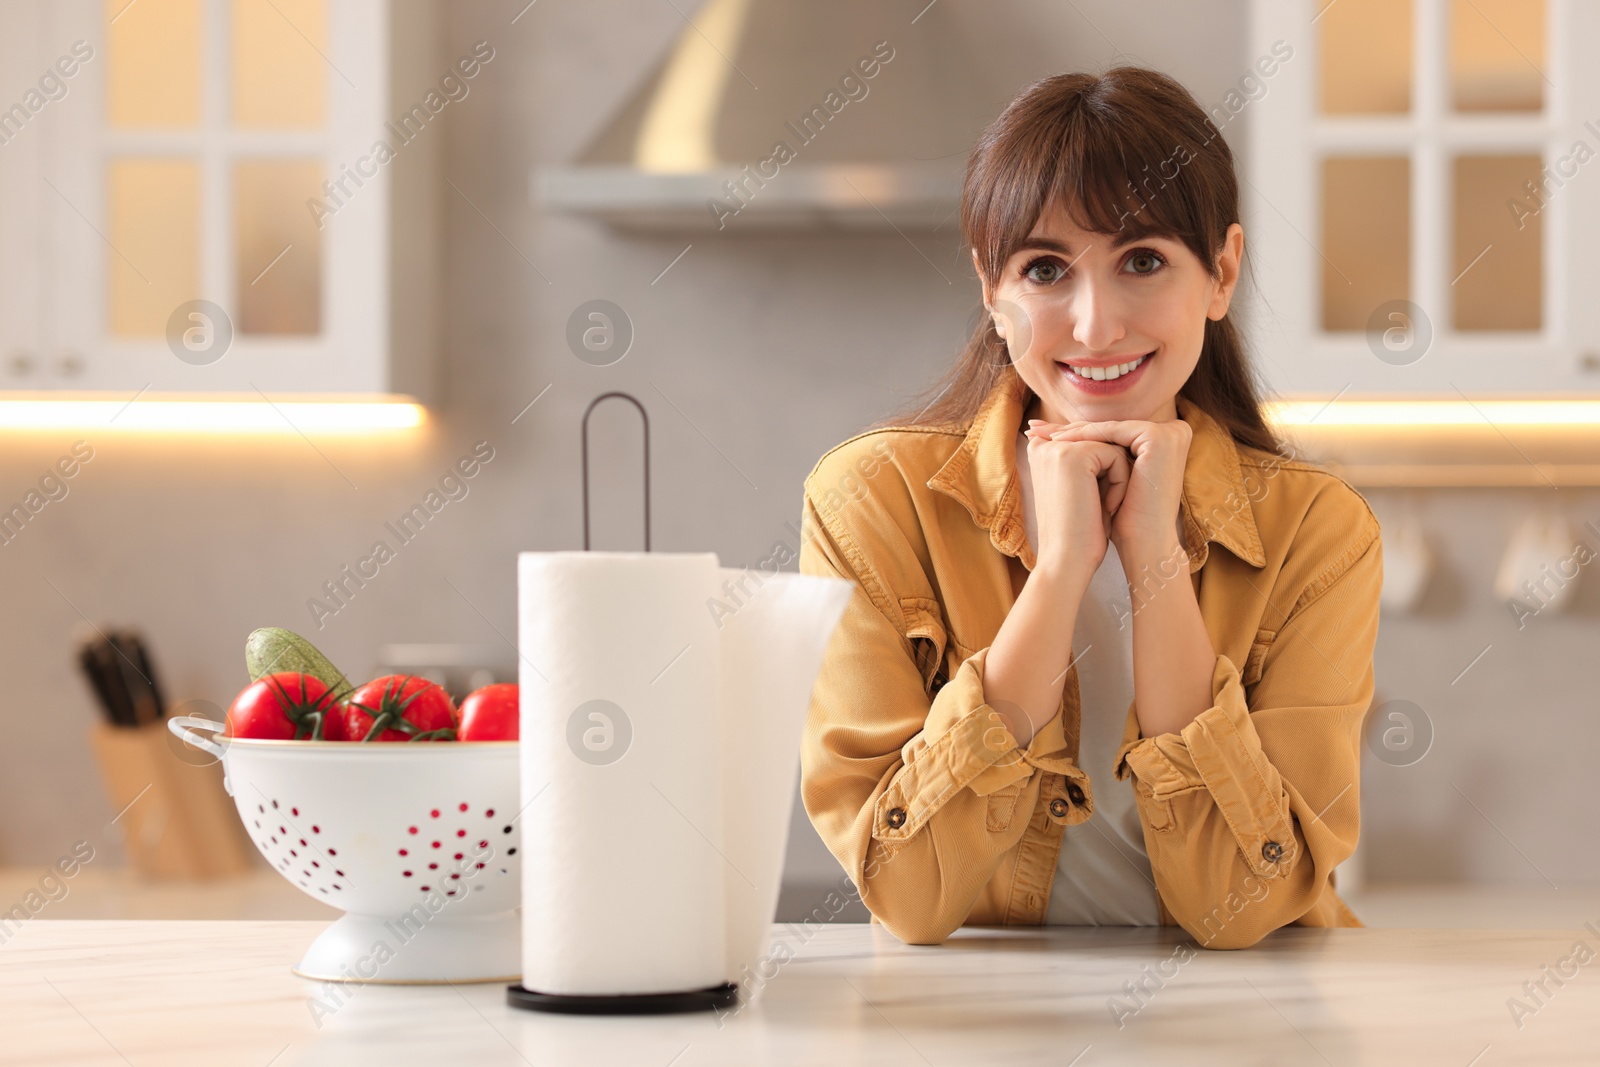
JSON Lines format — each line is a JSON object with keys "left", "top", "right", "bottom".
{"left": 1025, "top": 417, "right": 1192, "bottom": 563}
{"left": 1024, "top": 433, "right": 1131, "bottom": 588}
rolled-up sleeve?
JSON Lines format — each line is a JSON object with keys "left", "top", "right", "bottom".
{"left": 798, "top": 492, "right": 1087, "bottom": 945}
{"left": 1113, "top": 523, "right": 1382, "bottom": 949}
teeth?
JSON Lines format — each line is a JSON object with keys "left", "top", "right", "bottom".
{"left": 1068, "top": 354, "right": 1147, "bottom": 380}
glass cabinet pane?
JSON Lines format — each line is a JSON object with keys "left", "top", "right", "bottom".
{"left": 1452, "top": 154, "right": 1542, "bottom": 330}
{"left": 1321, "top": 156, "right": 1411, "bottom": 331}
{"left": 107, "top": 159, "right": 200, "bottom": 337}
{"left": 1451, "top": 0, "right": 1545, "bottom": 112}
{"left": 231, "top": 0, "right": 326, "bottom": 128}
{"left": 1319, "top": 0, "right": 1413, "bottom": 114}
{"left": 106, "top": 0, "right": 203, "bottom": 128}
{"left": 235, "top": 160, "right": 323, "bottom": 335}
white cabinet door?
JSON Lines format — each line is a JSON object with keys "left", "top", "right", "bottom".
{"left": 1247, "top": 0, "right": 1600, "bottom": 397}
{"left": 0, "top": 3, "right": 50, "bottom": 387}
{"left": 28, "top": 0, "right": 408, "bottom": 396}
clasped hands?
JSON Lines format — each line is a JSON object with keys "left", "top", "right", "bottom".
{"left": 1021, "top": 415, "right": 1194, "bottom": 576}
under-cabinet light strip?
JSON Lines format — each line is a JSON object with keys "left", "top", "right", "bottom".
{"left": 1266, "top": 400, "right": 1600, "bottom": 428}
{"left": 0, "top": 399, "right": 425, "bottom": 433}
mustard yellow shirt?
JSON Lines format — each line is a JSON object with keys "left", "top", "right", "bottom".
{"left": 798, "top": 365, "right": 1382, "bottom": 949}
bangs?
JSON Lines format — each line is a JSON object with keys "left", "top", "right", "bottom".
{"left": 970, "top": 91, "right": 1223, "bottom": 282}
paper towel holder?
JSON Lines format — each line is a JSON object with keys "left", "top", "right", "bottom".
{"left": 510, "top": 391, "right": 739, "bottom": 1015}
{"left": 580, "top": 390, "right": 651, "bottom": 552}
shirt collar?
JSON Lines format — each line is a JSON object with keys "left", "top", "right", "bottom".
{"left": 925, "top": 365, "right": 1268, "bottom": 573}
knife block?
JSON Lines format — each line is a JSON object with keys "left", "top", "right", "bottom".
{"left": 89, "top": 721, "right": 256, "bottom": 880}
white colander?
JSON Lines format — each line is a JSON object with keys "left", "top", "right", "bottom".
{"left": 168, "top": 716, "right": 521, "bottom": 984}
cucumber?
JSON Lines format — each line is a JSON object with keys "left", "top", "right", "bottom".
{"left": 245, "top": 628, "right": 354, "bottom": 699}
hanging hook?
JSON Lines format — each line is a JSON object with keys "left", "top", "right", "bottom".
{"left": 580, "top": 391, "right": 650, "bottom": 551}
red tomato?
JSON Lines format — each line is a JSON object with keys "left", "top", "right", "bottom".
{"left": 226, "top": 673, "right": 345, "bottom": 741}
{"left": 339, "top": 674, "right": 457, "bottom": 742}
{"left": 457, "top": 684, "right": 518, "bottom": 741}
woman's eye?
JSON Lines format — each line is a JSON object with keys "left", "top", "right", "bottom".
{"left": 1126, "top": 251, "right": 1166, "bottom": 275}
{"left": 1023, "top": 257, "right": 1063, "bottom": 283}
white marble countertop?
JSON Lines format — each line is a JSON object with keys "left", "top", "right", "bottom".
{"left": 2, "top": 919, "right": 1597, "bottom": 1065}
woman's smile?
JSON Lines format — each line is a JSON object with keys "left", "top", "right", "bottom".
{"left": 1055, "top": 349, "right": 1155, "bottom": 395}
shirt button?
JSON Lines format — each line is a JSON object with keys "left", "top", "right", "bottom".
{"left": 1048, "top": 798, "right": 1069, "bottom": 818}
{"left": 1261, "top": 840, "right": 1284, "bottom": 863}
{"left": 1066, "top": 784, "right": 1085, "bottom": 805}
{"left": 886, "top": 807, "right": 907, "bottom": 829}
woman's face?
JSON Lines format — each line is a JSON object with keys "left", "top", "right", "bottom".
{"left": 974, "top": 200, "right": 1244, "bottom": 425}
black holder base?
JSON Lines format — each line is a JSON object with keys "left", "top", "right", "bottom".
{"left": 506, "top": 981, "right": 739, "bottom": 1015}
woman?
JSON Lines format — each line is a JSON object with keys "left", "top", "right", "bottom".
{"left": 797, "top": 67, "right": 1382, "bottom": 950}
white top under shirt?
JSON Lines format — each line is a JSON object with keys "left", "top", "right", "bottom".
{"left": 1013, "top": 432, "right": 1161, "bottom": 926}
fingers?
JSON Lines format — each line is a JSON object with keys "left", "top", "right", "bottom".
{"left": 1102, "top": 459, "right": 1130, "bottom": 516}
{"left": 1027, "top": 432, "right": 1130, "bottom": 473}
{"left": 1024, "top": 418, "right": 1086, "bottom": 439}
{"left": 1026, "top": 418, "right": 1133, "bottom": 435}
{"left": 1064, "top": 441, "right": 1131, "bottom": 518}
{"left": 1025, "top": 435, "right": 1131, "bottom": 482}
{"left": 1064, "top": 439, "right": 1129, "bottom": 479}
{"left": 1036, "top": 420, "right": 1144, "bottom": 449}
{"left": 1096, "top": 443, "right": 1131, "bottom": 515}
{"left": 1024, "top": 434, "right": 1131, "bottom": 520}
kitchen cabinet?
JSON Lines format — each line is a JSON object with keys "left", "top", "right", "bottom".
{"left": 1248, "top": 0, "right": 1600, "bottom": 398}
{"left": 0, "top": 0, "right": 442, "bottom": 398}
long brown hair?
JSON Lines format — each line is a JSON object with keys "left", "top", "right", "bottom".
{"left": 872, "top": 66, "right": 1282, "bottom": 455}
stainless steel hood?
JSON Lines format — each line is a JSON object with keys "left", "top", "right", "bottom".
{"left": 533, "top": 0, "right": 1001, "bottom": 232}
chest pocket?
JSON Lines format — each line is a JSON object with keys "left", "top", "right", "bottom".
{"left": 1241, "top": 627, "right": 1277, "bottom": 689}
{"left": 900, "top": 596, "right": 949, "bottom": 694}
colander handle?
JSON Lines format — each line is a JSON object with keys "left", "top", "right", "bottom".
{"left": 167, "top": 715, "right": 226, "bottom": 760}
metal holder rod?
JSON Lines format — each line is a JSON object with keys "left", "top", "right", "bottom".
{"left": 580, "top": 391, "right": 651, "bottom": 551}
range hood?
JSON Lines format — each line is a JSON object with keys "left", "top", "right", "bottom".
{"left": 533, "top": 0, "right": 1000, "bottom": 232}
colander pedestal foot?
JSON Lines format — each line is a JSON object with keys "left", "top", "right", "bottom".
{"left": 293, "top": 909, "right": 520, "bottom": 985}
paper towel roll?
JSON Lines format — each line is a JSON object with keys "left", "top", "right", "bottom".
{"left": 518, "top": 551, "right": 728, "bottom": 996}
